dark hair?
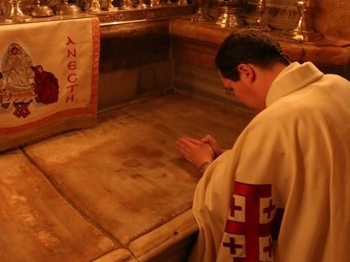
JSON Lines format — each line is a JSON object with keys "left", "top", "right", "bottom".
{"left": 215, "top": 29, "right": 291, "bottom": 81}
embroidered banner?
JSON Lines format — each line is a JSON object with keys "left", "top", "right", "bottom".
{"left": 0, "top": 15, "right": 100, "bottom": 152}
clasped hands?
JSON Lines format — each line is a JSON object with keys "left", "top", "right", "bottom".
{"left": 176, "top": 135, "right": 225, "bottom": 172}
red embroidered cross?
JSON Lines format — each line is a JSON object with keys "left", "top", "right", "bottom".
{"left": 223, "top": 182, "right": 275, "bottom": 262}
{"left": 230, "top": 195, "right": 243, "bottom": 217}
{"left": 263, "top": 236, "right": 274, "bottom": 258}
{"left": 13, "top": 101, "right": 32, "bottom": 118}
{"left": 223, "top": 236, "right": 244, "bottom": 255}
{"left": 263, "top": 199, "right": 276, "bottom": 219}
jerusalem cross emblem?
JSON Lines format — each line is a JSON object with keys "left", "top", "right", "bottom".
{"left": 222, "top": 182, "right": 277, "bottom": 262}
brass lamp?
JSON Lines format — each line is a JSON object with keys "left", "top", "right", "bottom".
{"left": 55, "top": 0, "right": 82, "bottom": 15}
{"left": 31, "top": 0, "right": 54, "bottom": 17}
{"left": 216, "top": 0, "right": 245, "bottom": 28}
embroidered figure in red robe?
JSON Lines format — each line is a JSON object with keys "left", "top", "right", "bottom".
{"left": 31, "top": 65, "right": 59, "bottom": 105}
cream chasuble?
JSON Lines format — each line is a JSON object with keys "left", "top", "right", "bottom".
{"left": 190, "top": 62, "right": 350, "bottom": 262}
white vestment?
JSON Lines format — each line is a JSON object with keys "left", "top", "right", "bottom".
{"left": 189, "top": 62, "right": 350, "bottom": 262}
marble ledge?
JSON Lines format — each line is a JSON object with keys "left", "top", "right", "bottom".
{"left": 94, "top": 210, "right": 197, "bottom": 261}
{"left": 96, "top": 5, "right": 194, "bottom": 26}
{"left": 99, "top": 19, "right": 170, "bottom": 39}
{"left": 169, "top": 18, "right": 350, "bottom": 66}
{"left": 98, "top": 5, "right": 194, "bottom": 39}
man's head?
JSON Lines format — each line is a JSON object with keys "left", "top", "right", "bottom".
{"left": 215, "top": 29, "right": 290, "bottom": 81}
{"left": 215, "top": 29, "right": 291, "bottom": 111}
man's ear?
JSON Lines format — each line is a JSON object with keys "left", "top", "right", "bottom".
{"left": 237, "top": 64, "right": 255, "bottom": 83}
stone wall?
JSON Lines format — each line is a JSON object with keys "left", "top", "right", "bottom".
{"left": 98, "top": 21, "right": 173, "bottom": 111}
{"left": 315, "top": 0, "right": 350, "bottom": 41}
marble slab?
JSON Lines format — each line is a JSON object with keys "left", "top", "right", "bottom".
{"left": 0, "top": 150, "right": 117, "bottom": 261}
{"left": 22, "top": 94, "right": 254, "bottom": 260}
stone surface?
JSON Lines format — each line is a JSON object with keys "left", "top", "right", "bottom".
{"left": 96, "top": 5, "right": 195, "bottom": 25}
{"left": 0, "top": 150, "right": 116, "bottom": 262}
{"left": 1, "top": 94, "right": 254, "bottom": 261}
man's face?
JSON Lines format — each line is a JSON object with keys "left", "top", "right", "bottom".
{"left": 218, "top": 69, "right": 260, "bottom": 111}
{"left": 219, "top": 71, "right": 249, "bottom": 104}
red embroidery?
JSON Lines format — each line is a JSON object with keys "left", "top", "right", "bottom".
{"left": 223, "top": 182, "right": 275, "bottom": 262}
{"left": 223, "top": 236, "right": 244, "bottom": 255}
{"left": 230, "top": 195, "right": 243, "bottom": 217}
{"left": 264, "top": 199, "right": 276, "bottom": 219}
{"left": 13, "top": 101, "right": 32, "bottom": 118}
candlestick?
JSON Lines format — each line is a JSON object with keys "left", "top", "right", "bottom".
{"left": 4, "top": 0, "right": 32, "bottom": 23}
{"left": 149, "top": 0, "right": 162, "bottom": 7}
{"left": 280, "top": 0, "right": 322, "bottom": 41}
{"left": 249, "top": 0, "right": 271, "bottom": 31}
{"left": 190, "top": 0, "right": 212, "bottom": 22}
{"left": 87, "top": 0, "right": 101, "bottom": 12}
{"left": 120, "top": 0, "right": 135, "bottom": 9}
{"left": 136, "top": 0, "right": 148, "bottom": 9}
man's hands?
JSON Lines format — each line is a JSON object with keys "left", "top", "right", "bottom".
{"left": 200, "top": 135, "right": 225, "bottom": 158}
{"left": 176, "top": 135, "right": 225, "bottom": 171}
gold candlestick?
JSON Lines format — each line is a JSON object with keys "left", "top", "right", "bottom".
{"left": 149, "top": 0, "right": 162, "bottom": 8}
{"left": 249, "top": 0, "right": 271, "bottom": 31}
{"left": 120, "top": 0, "right": 135, "bottom": 9}
{"left": 280, "top": 0, "right": 322, "bottom": 42}
{"left": 87, "top": 0, "right": 101, "bottom": 13}
{"left": 190, "top": 0, "right": 212, "bottom": 22}
{"left": 4, "top": 0, "right": 32, "bottom": 23}
{"left": 136, "top": 0, "right": 148, "bottom": 9}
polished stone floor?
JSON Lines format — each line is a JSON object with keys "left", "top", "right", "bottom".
{"left": 0, "top": 94, "right": 254, "bottom": 262}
